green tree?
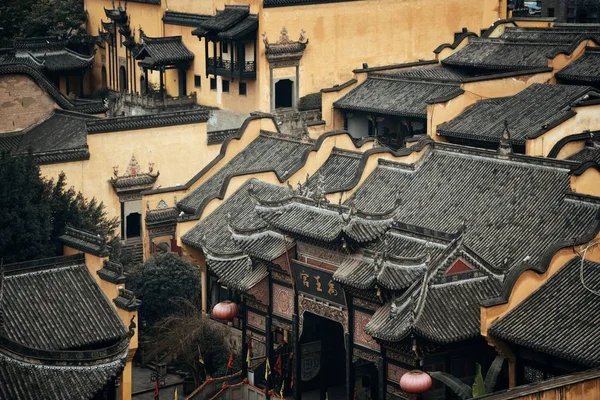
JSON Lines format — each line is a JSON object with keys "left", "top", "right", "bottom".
{"left": 0, "top": 0, "right": 88, "bottom": 47}
{"left": 430, "top": 355, "right": 505, "bottom": 399}
{"left": 152, "top": 301, "right": 238, "bottom": 384}
{"left": 127, "top": 253, "right": 202, "bottom": 327}
{"left": 0, "top": 151, "right": 118, "bottom": 263}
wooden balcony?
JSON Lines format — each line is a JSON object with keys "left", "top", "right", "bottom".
{"left": 207, "top": 57, "right": 256, "bottom": 80}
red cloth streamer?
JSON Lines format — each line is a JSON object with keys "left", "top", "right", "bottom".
{"left": 227, "top": 352, "right": 234, "bottom": 370}
{"left": 274, "top": 354, "right": 282, "bottom": 376}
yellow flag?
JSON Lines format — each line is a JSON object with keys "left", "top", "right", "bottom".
{"left": 265, "top": 357, "right": 271, "bottom": 380}
{"left": 173, "top": 387, "right": 178, "bottom": 400}
{"left": 280, "top": 381, "right": 285, "bottom": 398}
{"left": 246, "top": 348, "right": 251, "bottom": 366}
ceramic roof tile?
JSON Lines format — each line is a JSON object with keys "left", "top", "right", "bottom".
{"left": 489, "top": 258, "right": 600, "bottom": 366}
{"left": 0, "top": 353, "right": 126, "bottom": 400}
{"left": 15, "top": 110, "right": 95, "bottom": 157}
{"left": 136, "top": 36, "right": 194, "bottom": 65}
{"left": 351, "top": 146, "right": 599, "bottom": 270}
{"left": 181, "top": 180, "right": 289, "bottom": 255}
{"left": 376, "top": 65, "right": 473, "bottom": 82}
{"left": 333, "top": 77, "right": 462, "bottom": 118}
{"left": 556, "top": 48, "right": 600, "bottom": 83}
{"left": 437, "top": 84, "right": 595, "bottom": 144}
{"left": 177, "top": 134, "right": 313, "bottom": 215}
{"left": 442, "top": 38, "right": 570, "bottom": 71}
{"left": 567, "top": 144, "right": 600, "bottom": 164}
{"left": 2, "top": 258, "right": 126, "bottom": 350}
{"left": 197, "top": 6, "right": 249, "bottom": 32}
{"left": 364, "top": 241, "right": 503, "bottom": 343}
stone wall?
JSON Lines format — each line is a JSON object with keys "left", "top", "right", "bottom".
{"left": 0, "top": 75, "right": 56, "bottom": 133}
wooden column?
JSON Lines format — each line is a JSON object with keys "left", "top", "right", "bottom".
{"left": 159, "top": 66, "right": 164, "bottom": 98}
{"left": 204, "top": 38, "right": 209, "bottom": 78}
{"left": 144, "top": 68, "right": 149, "bottom": 95}
{"left": 378, "top": 351, "right": 386, "bottom": 400}
{"left": 293, "top": 313, "right": 301, "bottom": 400}
{"left": 345, "top": 294, "right": 354, "bottom": 400}
{"left": 213, "top": 40, "right": 217, "bottom": 75}
{"left": 265, "top": 268, "right": 273, "bottom": 399}
{"left": 265, "top": 314, "right": 272, "bottom": 399}
{"left": 241, "top": 300, "right": 248, "bottom": 378}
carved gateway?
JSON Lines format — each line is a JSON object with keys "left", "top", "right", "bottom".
{"left": 263, "top": 27, "right": 308, "bottom": 111}
{"left": 298, "top": 294, "right": 348, "bottom": 337}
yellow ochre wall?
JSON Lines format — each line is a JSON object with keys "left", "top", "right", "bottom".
{"left": 63, "top": 246, "right": 139, "bottom": 400}
{"left": 39, "top": 121, "right": 214, "bottom": 223}
{"left": 526, "top": 104, "right": 600, "bottom": 157}
{"left": 254, "top": 0, "right": 503, "bottom": 111}
{"left": 86, "top": 0, "right": 504, "bottom": 112}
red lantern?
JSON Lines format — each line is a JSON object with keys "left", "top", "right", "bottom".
{"left": 212, "top": 301, "right": 240, "bottom": 321}
{"left": 400, "top": 370, "right": 433, "bottom": 394}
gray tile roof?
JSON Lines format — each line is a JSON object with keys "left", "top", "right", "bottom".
{"left": 333, "top": 76, "right": 463, "bottom": 118}
{"left": 364, "top": 239, "right": 503, "bottom": 343}
{"left": 441, "top": 38, "right": 570, "bottom": 71}
{"left": 163, "top": 11, "right": 210, "bottom": 27}
{"left": 437, "top": 84, "right": 595, "bottom": 144}
{"left": 255, "top": 198, "right": 395, "bottom": 244}
{"left": 13, "top": 109, "right": 95, "bottom": 161}
{"left": 205, "top": 255, "right": 268, "bottom": 291}
{"left": 499, "top": 27, "right": 600, "bottom": 44}
{"left": 263, "top": 0, "right": 349, "bottom": 6}
{"left": 333, "top": 229, "right": 449, "bottom": 290}
{"left": 350, "top": 145, "right": 599, "bottom": 270}
{"left": 375, "top": 65, "right": 473, "bottom": 82}
{"left": 0, "top": 353, "right": 126, "bottom": 400}
{"left": 568, "top": 144, "right": 600, "bottom": 164}
{"left": 135, "top": 36, "right": 194, "bottom": 65}
{"left": 556, "top": 47, "right": 600, "bottom": 83}
{"left": 195, "top": 6, "right": 249, "bottom": 33}
{"left": 177, "top": 134, "right": 313, "bottom": 215}
{"left": 2, "top": 257, "right": 126, "bottom": 350}
{"left": 489, "top": 257, "right": 600, "bottom": 367}
{"left": 3, "top": 37, "right": 95, "bottom": 72}
{"left": 181, "top": 180, "right": 288, "bottom": 255}
{"left": 302, "top": 149, "right": 363, "bottom": 194}
{"left": 59, "top": 225, "right": 110, "bottom": 257}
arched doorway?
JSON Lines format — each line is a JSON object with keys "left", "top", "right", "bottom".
{"left": 101, "top": 66, "right": 107, "bottom": 89}
{"left": 300, "top": 312, "right": 346, "bottom": 398}
{"left": 126, "top": 212, "right": 141, "bottom": 238}
{"left": 119, "top": 66, "right": 127, "bottom": 92}
{"left": 275, "top": 79, "right": 293, "bottom": 109}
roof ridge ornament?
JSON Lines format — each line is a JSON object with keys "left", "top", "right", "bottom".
{"left": 498, "top": 119, "right": 512, "bottom": 157}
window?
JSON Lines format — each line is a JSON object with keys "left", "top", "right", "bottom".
{"left": 222, "top": 42, "right": 228, "bottom": 54}
{"left": 222, "top": 79, "right": 230, "bottom": 93}
{"left": 210, "top": 78, "right": 217, "bottom": 91}
{"left": 548, "top": 7, "right": 554, "bottom": 17}
{"left": 194, "top": 75, "right": 201, "bottom": 87}
{"left": 239, "top": 82, "right": 247, "bottom": 96}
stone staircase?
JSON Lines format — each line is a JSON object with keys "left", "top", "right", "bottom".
{"left": 122, "top": 237, "right": 144, "bottom": 266}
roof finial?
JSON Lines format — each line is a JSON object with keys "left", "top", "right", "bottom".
{"left": 498, "top": 119, "right": 512, "bottom": 156}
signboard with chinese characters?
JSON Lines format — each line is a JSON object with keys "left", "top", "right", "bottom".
{"left": 292, "top": 261, "right": 346, "bottom": 306}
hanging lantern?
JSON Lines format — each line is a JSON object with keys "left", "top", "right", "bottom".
{"left": 211, "top": 301, "right": 240, "bottom": 321}
{"left": 400, "top": 370, "right": 433, "bottom": 394}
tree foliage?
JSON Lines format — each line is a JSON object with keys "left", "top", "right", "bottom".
{"left": 429, "top": 355, "right": 506, "bottom": 399}
{"left": 152, "top": 301, "right": 239, "bottom": 384}
{"left": 0, "top": 152, "right": 118, "bottom": 264}
{"left": 0, "top": 0, "right": 88, "bottom": 47}
{"left": 127, "top": 253, "right": 202, "bottom": 327}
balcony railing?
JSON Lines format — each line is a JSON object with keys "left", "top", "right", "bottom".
{"left": 207, "top": 57, "right": 256, "bottom": 79}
